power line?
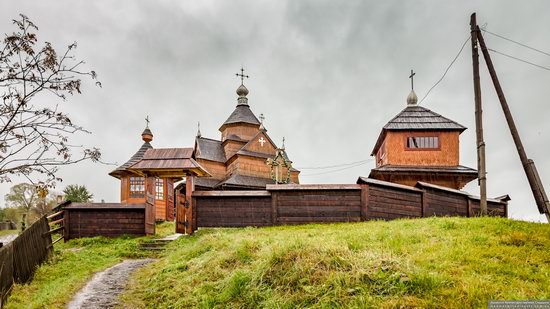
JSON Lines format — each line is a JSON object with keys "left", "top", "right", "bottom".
{"left": 300, "top": 159, "right": 373, "bottom": 177}
{"left": 483, "top": 29, "right": 550, "bottom": 57}
{"left": 488, "top": 48, "right": 550, "bottom": 71}
{"left": 295, "top": 159, "right": 371, "bottom": 170}
{"left": 419, "top": 36, "right": 471, "bottom": 104}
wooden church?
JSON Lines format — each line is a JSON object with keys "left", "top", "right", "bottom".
{"left": 369, "top": 79, "right": 477, "bottom": 190}
{"left": 109, "top": 71, "right": 300, "bottom": 221}
{"left": 191, "top": 72, "right": 300, "bottom": 190}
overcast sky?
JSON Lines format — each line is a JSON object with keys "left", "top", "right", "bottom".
{"left": 1, "top": 1, "right": 549, "bottom": 222}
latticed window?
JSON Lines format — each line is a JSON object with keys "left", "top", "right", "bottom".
{"left": 406, "top": 136, "right": 439, "bottom": 149}
{"left": 129, "top": 177, "right": 145, "bottom": 198}
{"left": 155, "top": 178, "right": 164, "bottom": 200}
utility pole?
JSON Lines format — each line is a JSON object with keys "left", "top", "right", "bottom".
{"left": 476, "top": 25, "right": 550, "bottom": 222}
{"left": 470, "top": 13, "right": 488, "bottom": 215}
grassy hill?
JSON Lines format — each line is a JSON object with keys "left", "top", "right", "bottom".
{"left": 121, "top": 217, "right": 550, "bottom": 308}
{"left": 6, "top": 217, "right": 550, "bottom": 308}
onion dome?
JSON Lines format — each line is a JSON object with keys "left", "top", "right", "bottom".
{"left": 237, "top": 84, "right": 249, "bottom": 106}
{"left": 406, "top": 90, "right": 418, "bottom": 106}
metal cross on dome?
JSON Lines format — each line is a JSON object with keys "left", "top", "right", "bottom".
{"left": 259, "top": 137, "right": 266, "bottom": 146}
{"left": 236, "top": 67, "right": 249, "bottom": 84}
{"left": 409, "top": 69, "right": 416, "bottom": 91}
{"left": 145, "top": 115, "right": 150, "bottom": 128}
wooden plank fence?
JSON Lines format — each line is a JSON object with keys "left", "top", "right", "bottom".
{"left": 190, "top": 178, "right": 509, "bottom": 231}
{"left": 0, "top": 216, "right": 53, "bottom": 307}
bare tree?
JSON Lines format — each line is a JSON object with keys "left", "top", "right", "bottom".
{"left": 0, "top": 14, "right": 101, "bottom": 188}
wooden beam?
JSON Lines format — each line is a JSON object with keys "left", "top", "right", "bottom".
{"left": 47, "top": 210, "right": 64, "bottom": 220}
{"left": 266, "top": 184, "right": 361, "bottom": 191}
{"left": 48, "top": 235, "right": 64, "bottom": 249}
{"left": 48, "top": 218, "right": 64, "bottom": 226}
{"left": 193, "top": 191, "right": 271, "bottom": 197}
{"left": 43, "top": 225, "right": 64, "bottom": 237}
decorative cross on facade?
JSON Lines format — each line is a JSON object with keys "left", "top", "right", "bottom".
{"left": 259, "top": 137, "right": 266, "bottom": 146}
{"left": 236, "top": 67, "right": 249, "bottom": 84}
{"left": 409, "top": 69, "right": 415, "bottom": 90}
{"left": 145, "top": 115, "right": 150, "bottom": 128}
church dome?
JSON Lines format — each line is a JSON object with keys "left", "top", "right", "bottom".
{"left": 236, "top": 84, "right": 249, "bottom": 97}
{"left": 406, "top": 90, "right": 418, "bottom": 106}
{"left": 141, "top": 127, "right": 153, "bottom": 142}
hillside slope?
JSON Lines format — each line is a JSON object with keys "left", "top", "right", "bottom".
{"left": 122, "top": 217, "right": 550, "bottom": 308}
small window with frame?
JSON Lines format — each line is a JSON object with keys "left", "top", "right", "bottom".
{"left": 155, "top": 178, "right": 164, "bottom": 201}
{"left": 129, "top": 176, "right": 145, "bottom": 198}
{"left": 406, "top": 135, "right": 440, "bottom": 150}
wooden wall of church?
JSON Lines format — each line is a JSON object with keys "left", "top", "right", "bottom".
{"left": 197, "top": 159, "right": 226, "bottom": 179}
{"left": 221, "top": 124, "right": 260, "bottom": 142}
{"left": 384, "top": 131, "right": 460, "bottom": 166}
{"left": 223, "top": 140, "right": 247, "bottom": 159}
{"left": 227, "top": 156, "right": 273, "bottom": 179}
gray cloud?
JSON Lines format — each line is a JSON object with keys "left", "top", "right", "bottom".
{"left": 1, "top": 0, "right": 549, "bottom": 222}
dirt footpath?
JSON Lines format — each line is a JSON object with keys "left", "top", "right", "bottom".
{"left": 0, "top": 233, "right": 18, "bottom": 245}
{"left": 67, "top": 259, "right": 155, "bottom": 309}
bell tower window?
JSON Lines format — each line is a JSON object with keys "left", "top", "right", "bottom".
{"left": 406, "top": 135, "right": 440, "bottom": 150}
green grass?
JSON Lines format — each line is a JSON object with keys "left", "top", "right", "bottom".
{"left": 0, "top": 229, "right": 17, "bottom": 237}
{"left": 119, "top": 217, "right": 550, "bottom": 308}
{"left": 5, "top": 222, "right": 175, "bottom": 309}
{"left": 6, "top": 218, "right": 550, "bottom": 308}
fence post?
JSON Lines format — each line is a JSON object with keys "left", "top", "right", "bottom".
{"left": 360, "top": 184, "right": 369, "bottom": 221}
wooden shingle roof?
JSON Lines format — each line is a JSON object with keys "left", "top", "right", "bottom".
{"left": 383, "top": 105, "right": 466, "bottom": 131}
{"left": 194, "top": 137, "right": 226, "bottom": 163}
{"left": 219, "top": 105, "right": 260, "bottom": 130}
{"left": 109, "top": 142, "right": 152, "bottom": 178}
{"left": 129, "top": 148, "right": 210, "bottom": 177}
{"left": 217, "top": 173, "right": 275, "bottom": 189}
{"left": 372, "top": 105, "right": 467, "bottom": 155}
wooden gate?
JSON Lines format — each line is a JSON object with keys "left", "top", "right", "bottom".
{"left": 176, "top": 175, "right": 195, "bottom": 234}
{"left": 145, "top": 193, "right": 156, "bottom": 235}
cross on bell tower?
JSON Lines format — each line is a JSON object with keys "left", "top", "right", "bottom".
{"left": 406, "top": 70, "right": 418, "bottom": 106}
{"left": 409, "top": 69, "right": 415, "bottom": 91}
{"left": 236, "top": 67, "right": 249, "bottom": 85}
